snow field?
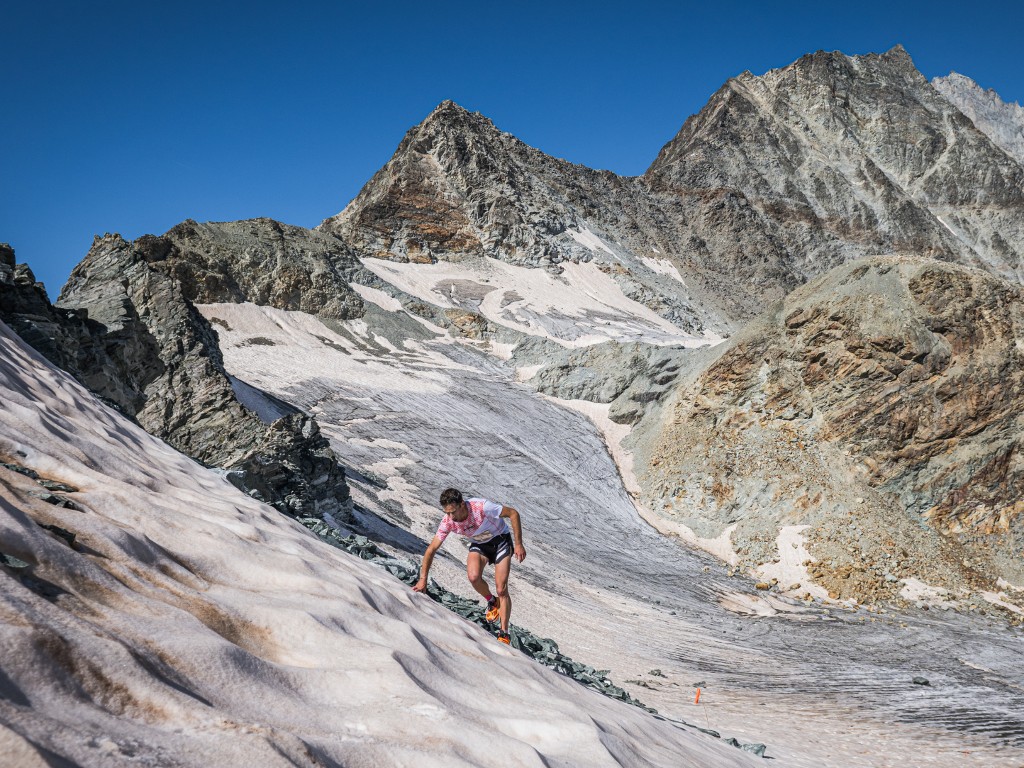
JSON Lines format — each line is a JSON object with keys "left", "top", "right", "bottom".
{"left": 0, "top": 319, "right": 751, "bottom": 766}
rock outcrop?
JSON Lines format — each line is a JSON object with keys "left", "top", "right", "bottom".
{"left": 143, "top": 218, "right": 371, "bottom": 319}
{"left": 638, "top": 256, "right": 1024, "bottom": 598}
{"left": 514, "top": 337, "right": 696, "bottom": 426}
{"left": 0, "top": 243, "right": 112, "bottom": 383}
{"left": 2, "top": 234, "right": 352, "bottom": 522}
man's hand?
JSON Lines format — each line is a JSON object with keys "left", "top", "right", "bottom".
{"left": 412, "top": 578, "right": 428, "bottom": 593}
{"left": 514, "top": 544, "right": 527, "bottom": 563}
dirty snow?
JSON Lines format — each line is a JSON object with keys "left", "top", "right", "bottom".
{"left": 640, "top": 255, "right": 689, "bottom": 286}
{"left": 0, "top": 319, "right": 752, "bottom": 767}
{"left": 359, "top": 255, "right": 712, "bottom": 348}
{"left": 567, "top": 225, "right": 617, "bottom": 257}
{"left": 754, "top": 526, "right": 830, "bottom": 601}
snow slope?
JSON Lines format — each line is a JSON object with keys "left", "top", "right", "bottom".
{"left": 0, "top": 319, "right": 750, "bottom": 767}
{"left": 194, "top": 302, "right": 1024, "bottom": 768}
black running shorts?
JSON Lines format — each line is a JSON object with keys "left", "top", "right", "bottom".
{"left": 468, "top": 532, "right": 514, "bottom": 565}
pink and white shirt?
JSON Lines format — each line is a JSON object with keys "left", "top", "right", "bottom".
{"left": 436, "top": 498, "right": 510, "bottom": 544}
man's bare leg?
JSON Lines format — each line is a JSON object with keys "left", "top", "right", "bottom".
{"left": 466, "top": 552, "right": 493, "bottom": 600}
{"left": 494, "top": 555, "right": 512, "bottom": 632}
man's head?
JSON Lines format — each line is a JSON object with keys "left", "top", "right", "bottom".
{"left": 440, "top": 487, "right": 467, "bottom": 520}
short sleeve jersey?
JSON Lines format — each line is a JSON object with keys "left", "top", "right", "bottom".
{"left": 436, "top": 498, "right": 510, "bottom": 544}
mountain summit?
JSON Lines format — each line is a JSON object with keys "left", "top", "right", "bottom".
{"left": 323, "top": 46, "right": 1024, "bottom": 336}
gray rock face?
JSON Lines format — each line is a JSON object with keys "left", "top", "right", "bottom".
{"left": 650, "top": 47, "right": 1024, "bottom": 283}
{"left": 934, "top": 72, "right": 1024, "bottom": 166}
{"left": 323, "top": 46, "right": 1024, "bottom": 335}
{"left": 516, "top": 338, "right": 692, "bottom": 425}
{"left": 3, "top": 234, "right": 351, "bottom": 522}
{"left": 0, "top": 243, "right": 108, "bottom": 382}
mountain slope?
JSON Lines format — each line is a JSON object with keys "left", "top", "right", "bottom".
{"left": 934, "top": 72, "right": 1024, "bottom": 165}
{"left": 636, "top": 255, "right": 1024, "bottom": 601}
{"left": 3, "top": 234, "right": 351, "bottom": 522}
{"left": 323, "top": 47, "right": 1024, "bottom": 339}
{"left": 649, "top": 46, "right": 1024, "bottom": 282}
{"left": 0, "top": 318, "right": 755, "bottom": 767}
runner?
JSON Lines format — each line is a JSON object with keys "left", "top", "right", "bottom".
{"left": 413, "top": 488, "right": 526, "bottom": 644}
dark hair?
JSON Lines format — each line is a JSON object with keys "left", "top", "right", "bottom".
{"left": 440, "top": 488, "right": 463, "bottom": 506}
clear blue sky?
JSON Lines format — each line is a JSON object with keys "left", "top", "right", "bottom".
{"left": 2, "top": 0, "right": 1022, "bottom": 295}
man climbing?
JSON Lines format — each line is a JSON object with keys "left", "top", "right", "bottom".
{"left": 413, "top": 488, "right": 526, "bottom": 644}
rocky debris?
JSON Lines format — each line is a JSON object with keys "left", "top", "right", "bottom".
{"left": 934, "top": 72, "right": 1024, "bottom": 166}
{"left": 639, "top": 256, "right": 1024, "bottom": 601}
{"left": 2, "top": 239, "right": 352, "bottom": 523}
{"left": 223, "top": 413, "right": 346, "bottom": 518}
{"left": 323, "top": 47, "right": 1024, "bottom": 340}
{"left": 1, "top": 458, "right": 80, "bottom": 511}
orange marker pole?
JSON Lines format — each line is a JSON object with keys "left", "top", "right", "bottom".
{"left": 694, "top": 688, "right": 701, "bottom": 704}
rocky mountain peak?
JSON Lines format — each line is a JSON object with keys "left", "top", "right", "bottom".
{"left": 650, "top": 45, "right": 932, "bottom": 178}
{"left": 321, "top": 46, "right": 1024, "bottom": 338}
{"left": 421, "top": 99, "right": 493, "bottom": 129}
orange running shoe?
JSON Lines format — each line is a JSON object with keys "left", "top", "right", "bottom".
{"left": 497, "top": 631, "right": 511, "bottom": 645}
{"left": 485, "top": 596, "right": 500, "bottom": 623}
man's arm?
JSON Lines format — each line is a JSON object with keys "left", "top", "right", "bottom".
{"left": 412, "top": 536, "right": 444, "bottom": 592}
{"left": 500, "top": 506, "right": 527, "bottom": 562}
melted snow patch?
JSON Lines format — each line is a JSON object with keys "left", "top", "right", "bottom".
{"left": 485, "top": 340, "right": 517, "bottom": 360}
{"left": 981, "top": 590, "right": 1024, "bottom": 615}
{"left": 900, "top": 578, "right": 956, "bottom": 608}
{"left": 350, "top": 282, "right": 403, "bottom": 312}
{"left": 640, "top": 256, "right": 688, "bottom": 287}
{"left": 567, "top": 225, "right": 616, "bottom": 257}
{"left": 359, "top": 256, "right": 712, "bottom": 348}
{"left": 515, "top": 364, "right": 543, "bottom": 382}
{"left": 997, "top": 578, "right": 1024, "bottom": 592}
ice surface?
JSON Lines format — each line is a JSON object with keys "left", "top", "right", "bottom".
{"left": 0, "top": 319, "right": 756, "bottom": 766}
{"left": 195, "top": 301, "right": 1024, "bottom": 767}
